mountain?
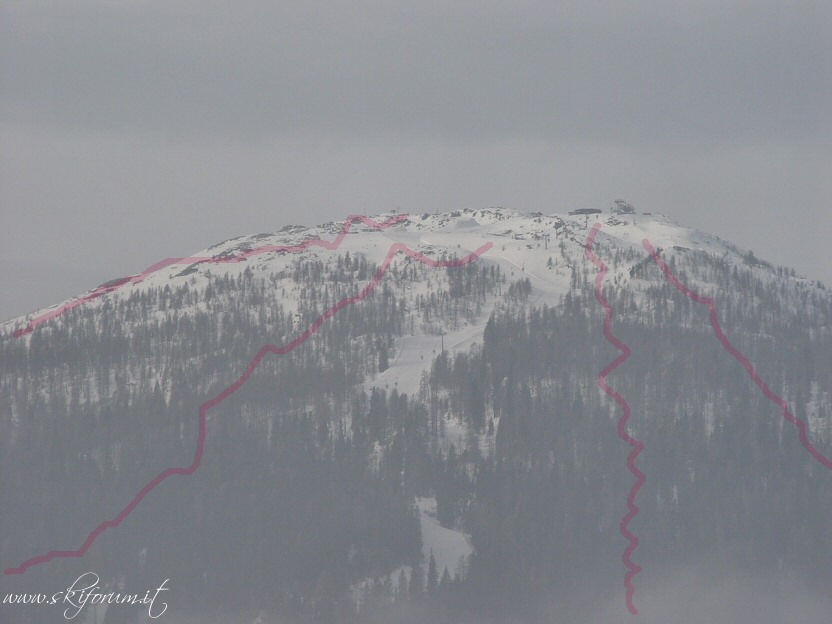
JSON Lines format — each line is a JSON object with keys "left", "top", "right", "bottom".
{"left": 2, "top": 208, "right": 831, "bottom": 624}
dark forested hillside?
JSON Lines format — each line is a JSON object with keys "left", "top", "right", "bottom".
{"left": 2, "top": 211, "right": 831, "bottom": 623}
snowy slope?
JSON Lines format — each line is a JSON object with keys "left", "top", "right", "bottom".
{"left": 4, "top": 207, "right": 827, "bottom": 391}
{"left": 3, "top": 207, "right": 827, "bottom": 411}
{"left": 4, "top": 207, "right": 832, "bottom": 619}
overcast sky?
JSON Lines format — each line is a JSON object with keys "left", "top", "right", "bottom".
{"left": 2, "top": 0, "right": 830, "bottom": 322}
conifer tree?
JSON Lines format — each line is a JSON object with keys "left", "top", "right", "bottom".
{"left": 427, "top": 550, "right": 439, "bottom": 595}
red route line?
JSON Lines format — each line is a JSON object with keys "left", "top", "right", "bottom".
{"left": 643, "top": 239, "right": 832, "bottom": 471}
{"left": 585, "top": 224, "right": 644, "bottom": 616}
{"left": 12, "top": 214, "right": 410, "bottom": 339}
{"left": 4, "top": 220, "right": 493, "bottom": 575}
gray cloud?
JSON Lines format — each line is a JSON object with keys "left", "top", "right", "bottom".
{"left": 1, "top": 0, "right": 831, "bottom": 320}
{"left": 4, "top": 1, "right": 830, "bottom": 144}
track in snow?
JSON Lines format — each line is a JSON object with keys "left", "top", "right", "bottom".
{"left": 585, "top": 224, "right": 644, "bottom": 615}
{"left": 12, "top": 214, "right": 409, "bottom": 339}
{"left": 643, "top": 238, "right": 832, "bottom": 470}
{"left": 585, "top": 226, "right": 832, "bottom": 617}
{"left": 4, "top": 216, "right": 493, "bottom": 575}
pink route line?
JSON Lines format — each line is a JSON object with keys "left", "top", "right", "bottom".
{"left": 643, "top": 239, "right": 832, "bottom": 472}
{"left": 4, "top": 220, "right": 493, "bottom": 576}
{"left": 585, "top": 224, "right": 645, "bottom": 616}
{"left": 12, "top": 214, "right": 410, "bottom": 339}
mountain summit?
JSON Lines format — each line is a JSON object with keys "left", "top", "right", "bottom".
{"left": 2, "top": 208, "right": 831, "bottom": 624}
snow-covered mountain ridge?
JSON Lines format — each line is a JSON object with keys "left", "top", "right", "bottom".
{"left": 6, "top": 207, "right": 829, "bottom": 454}
{"left": 3, "top": 208, "right": 832, "bottom": 623}
{"left": 3, "top": 207, "right": 824, "bottom": 341}
{"left": 4, "top": 207, "right": 829, "bottom": 420}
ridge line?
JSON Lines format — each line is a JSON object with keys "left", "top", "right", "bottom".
{"left": 12, "top": 214, "right": 408, "bottom": 338}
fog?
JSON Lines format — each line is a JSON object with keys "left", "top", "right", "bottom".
{"left": 578, "top": 567, "right": 831, "bottom": 624}
{"left": 2, "top": 1, "right": 831, "bottom": 321}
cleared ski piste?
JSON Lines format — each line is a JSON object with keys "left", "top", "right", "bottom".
{"left": 4, "top": 215, "right": 492, "bottom": 576}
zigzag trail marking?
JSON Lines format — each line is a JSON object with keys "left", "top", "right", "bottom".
{"left": 643, "top": 239, "right": 832, "bottom": 471}
{"left": 585, "top": 223, "right": 644, "bottom": 616}
{"left": 4, "top": 216, "right": 493, "bottom": 575}
{"left": 12, "top": 214, "right": 409, "bottom": 339}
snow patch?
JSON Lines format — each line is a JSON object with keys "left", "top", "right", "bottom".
{"left": 416, "top": 496, "right": 472, "bottom": 579}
